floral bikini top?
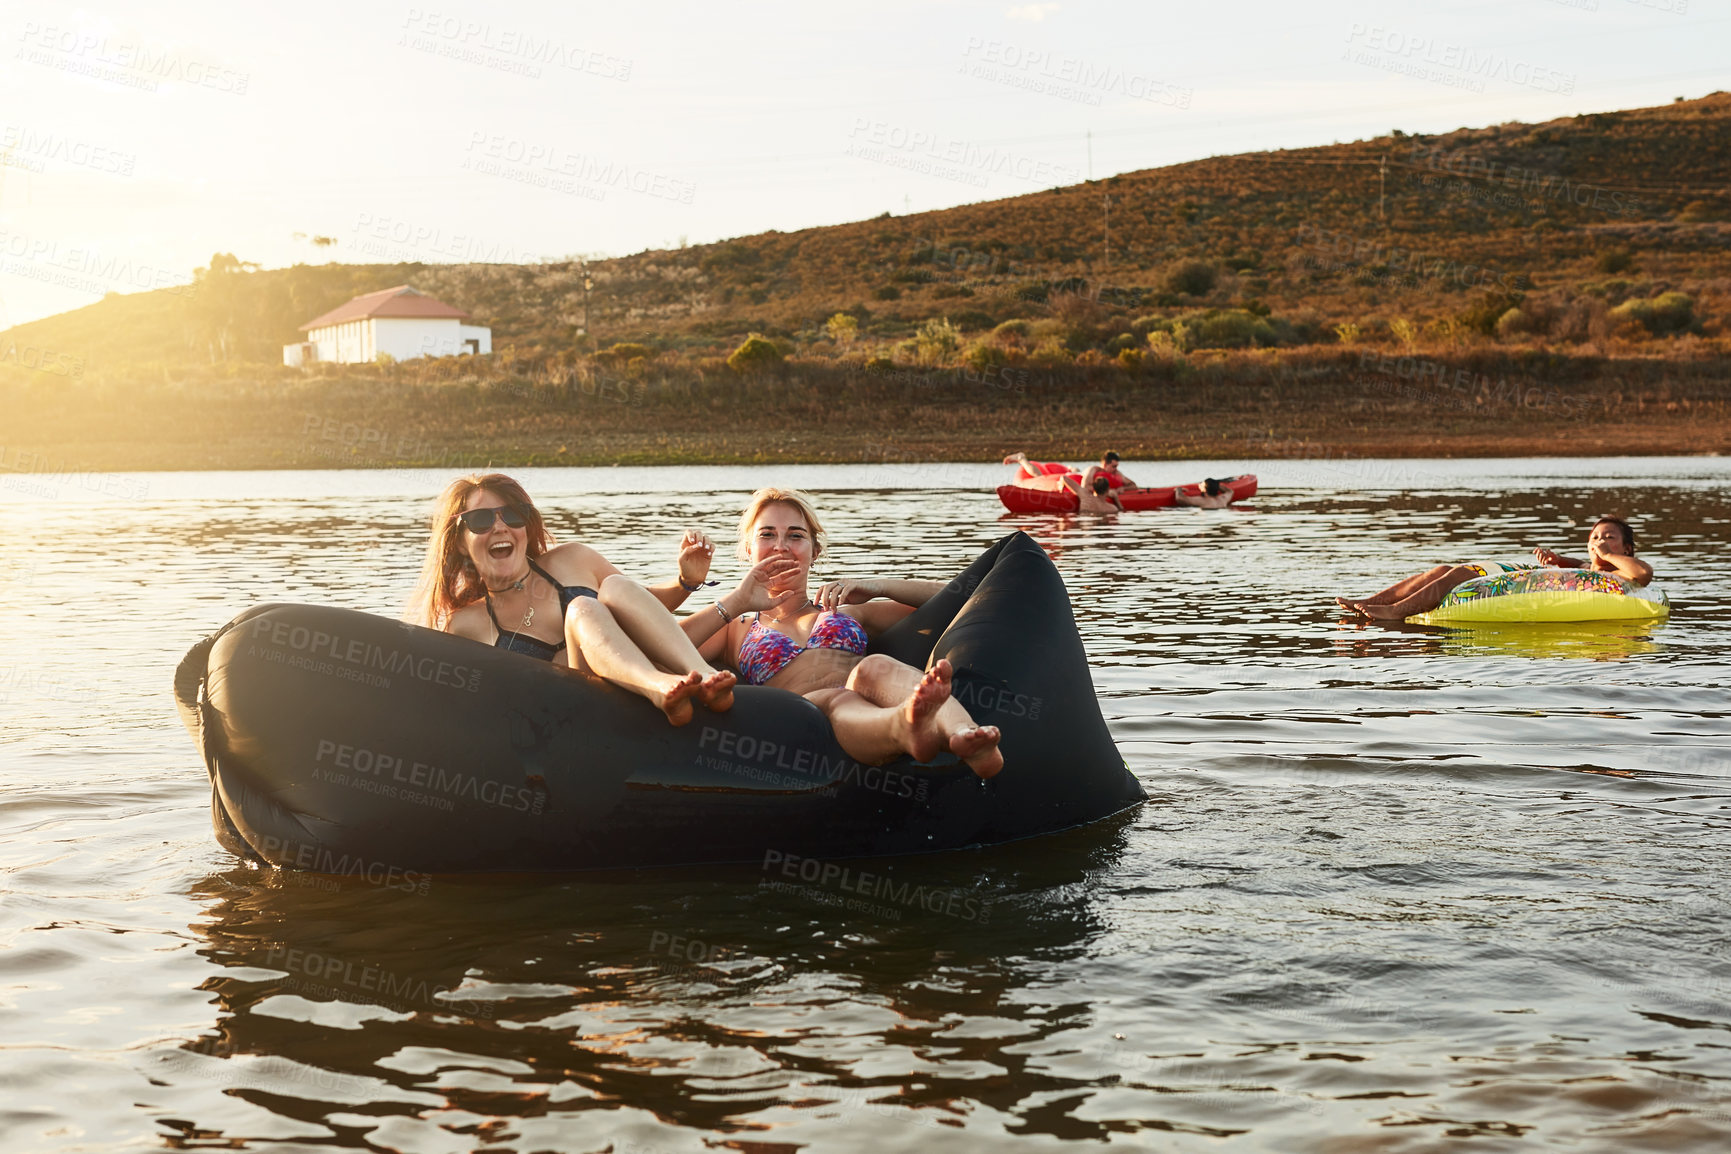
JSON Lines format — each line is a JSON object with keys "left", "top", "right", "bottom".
{"left": 736, "top": 610, "right": 870, "bottom": 686}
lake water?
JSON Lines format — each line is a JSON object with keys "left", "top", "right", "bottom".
{"left": 2, "top": 457, "right": 1728, "bottom": 1153}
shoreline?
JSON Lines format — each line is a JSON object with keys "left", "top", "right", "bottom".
{"left": 6, "top": 355, "right": 1726, "bottom": 473}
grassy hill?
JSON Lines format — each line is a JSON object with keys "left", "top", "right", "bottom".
{"left": 4, "top": 93, "right": 1728, "bottom": 469}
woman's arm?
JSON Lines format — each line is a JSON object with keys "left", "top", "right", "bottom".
{"left": 816, "top": 577, "right": 946, "bottom": 611}
{"left": 644, "top": 530, "right": 715, "bottom": 611}
{"left": 1591, "top": 546, "right": 1654, "bottom": 585}
{"left": 1533, "top": 547, "right": 1583, "bottom": 568}
{"left": 680, "top": 556, "right": 804, "bottom": 659}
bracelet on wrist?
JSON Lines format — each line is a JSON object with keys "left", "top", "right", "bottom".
{"left": 713, "top": 599, "right": 734, "bottom": 623}
{"left": 680, "top": 576, "right": 718, "bottom": 593}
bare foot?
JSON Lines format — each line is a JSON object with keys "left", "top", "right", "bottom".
{"left": 1334, "top": 597, "right": 1367, "bottom": 616}
{"left": 950, "top": 725, "right": 1003, "bottom": 780}
{"left": 650, "top": 671, "right": 702, "bottom": 726}
{"left": 895, "top": 660, "right": 954, "bottom": 763}
{"left": 1360, "top": 603, "right": 1408, "bottom": 621}
{"left": 696, "top": 669, "right": 736, "bottom": 713}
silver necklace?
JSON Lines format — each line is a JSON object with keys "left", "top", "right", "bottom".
{"left": 762, "top": 598, "right": 814, "bottom": 626}
{"left": 486, "top": 569, "right": 536, "bottom": 634}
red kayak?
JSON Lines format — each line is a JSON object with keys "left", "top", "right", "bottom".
{"left": 997, "top": 462, "right": 1258, "bottom": 514}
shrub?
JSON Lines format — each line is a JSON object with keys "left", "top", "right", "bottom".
{"left": 604, "top": 341, "right": 654, "bottom": 362}
{"left": 824, "top": 313, "right": 859, "bottom": 346}
{"left": 1146, "top": 330, "right": 1187, "bottom": 357}
{"left": 726, "top": 333, "right": 783, "bottom": 375}
{"left": 1389, "top": 318, "right": 1419, "bottom": 352}
{"left": 1164, "top": 259, "right": 1217, "bottom": 297}
{"left": 1194, "top": 309, "right": 1277, "bottom": 349}
{"left": 963, "top": 342, "right": 1009, "bottom": 372}
{"left": 1029, "top": 336, "right": 1071, "bottom": 365}
{"left": 991, "top": 319, "right": 1030, "bottom": 346}
{"left": 914, "top": 317, "right": 962, "bottom": 365}
{"left": 892, "top": 267, "right": 935, "bottom": 284}
{"left": 1116, "top": 348, "right": 1146, "bottom": 369}
{"left": 1494, "top": 308, "right": 1534, "bottom": 338}
{"left": 1014, "top": 281, "right": 1049, "bottom": 303}
{"left": 1611, "top": 291, "right": 1694, "bottom": 336}
{"left": 931, "top": 283, "right": 973, "bottom": 298}
{"left": 1105, "top": 331, "right": 1139, "bottom": 353}
{"left": 1455, "top": 291, "right": 1522, "bottom": 335}
{"left": 873, "top": 285, "right": 902, "bottom": 301}
{"left": 1679, "top": 199, "right": 1728, "bottom": 222}
{"left": 1594, "top": 248, "right": 1635, "bottom": 275}
{"left": 864, "top": 354, "right": 894, "bottom": 373}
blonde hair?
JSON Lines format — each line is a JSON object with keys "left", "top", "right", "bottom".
{"left": 736, "top": 487, "right": 826, "bottom": 561}
{"left": 406, "top": 473, "right": 553, "bottom": 628}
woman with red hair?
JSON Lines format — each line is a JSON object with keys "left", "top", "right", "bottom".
{"left": 408, "top": 472, "right": 735, "bottom": 725}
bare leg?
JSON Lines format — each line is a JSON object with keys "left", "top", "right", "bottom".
{"left": 806, "top": 663, "right": 954, "bottom": 766}
{"left": 1337, "top": 565, "right": 1454, "bottom": 615}
{"left": 565, "top": 598, "right": 705, "bottom": 725}
{"left": 596, "top": 575, "right": 735, "bottom": 711}
{"left": 1360, "top": 565, "right": 1480, "bottom": 620}
{"left": 845, "top": 655, "right": 1004, "bottom": 778}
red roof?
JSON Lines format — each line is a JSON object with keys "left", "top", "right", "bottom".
{"left": 299, "top": 285, "right": 471, "bottom": 331}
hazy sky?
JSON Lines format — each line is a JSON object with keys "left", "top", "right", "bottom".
{"left": 1, "top": 0, "right": 1723, "bottom": 327}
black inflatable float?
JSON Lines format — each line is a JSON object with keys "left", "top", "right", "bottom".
{"left": 174, "top": 531, "right": 1144, "bottom": 873}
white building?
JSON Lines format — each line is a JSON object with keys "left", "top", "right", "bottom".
{"left": 283, "top": 285, "right": 492, "bottom": 366}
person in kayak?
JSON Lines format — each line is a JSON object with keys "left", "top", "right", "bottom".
{"left": 1058, "top": 472, "right": 1124, "bottom": 513}
{"left": 1096, "top": 450, "right": 1137, "bottom": 490}
{"left": 1002, "top": 450, "right": 1136, "bottom": 491}
{"left": 410, "top": 472, "right": 736, "bottom": 724}
{"left": 1337, "top": 517, "right": 1653, "bottom": 620}
{"left": 1176, "top": 478, "right": 1235, "bottom": 509}
{"left": 681, "top": 486, "right": 1005, "bottom": 779}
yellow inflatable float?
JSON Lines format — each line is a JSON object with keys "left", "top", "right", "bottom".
{"left": 1408, "top": 565, "right": 1670, "bottom": 626}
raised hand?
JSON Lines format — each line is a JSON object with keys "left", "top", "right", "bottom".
{"left": 734, "top": 556, "right": 804, "bottom": 613}
{"left": 815, "top": 578, "right": 881, "bottom": 611}
{"left": 677, "top": 530, "right": 715, "bottom": 588}
{"left": 1533, "top": 547, "right": 1564, "bottom": 567}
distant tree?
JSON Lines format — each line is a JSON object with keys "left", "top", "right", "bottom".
{"left": 825, "top": 313, "right": 859, "bottom": 347}
{"left": 727, "top": 332, "right": 783, "bottom": 376}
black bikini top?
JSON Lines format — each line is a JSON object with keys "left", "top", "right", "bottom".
{"left": 483, "top": 557, "right": 598, "bottom": 661}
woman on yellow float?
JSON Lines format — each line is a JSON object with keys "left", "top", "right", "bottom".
{"left": 1337, "top": 517, "right": 1654, "bottom": 622}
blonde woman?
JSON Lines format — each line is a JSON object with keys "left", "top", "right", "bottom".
{"left": 680, "top": 487, "right": 1003, "bottom": 779}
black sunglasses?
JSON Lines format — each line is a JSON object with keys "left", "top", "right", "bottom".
{"left": 454, "top": 505, "right": 527, "bottom": 533}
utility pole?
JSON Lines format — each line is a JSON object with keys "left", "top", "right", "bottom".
{"left": 1378, "top": 153, "right": 1387, "bottom": 224}
{"left": 1086, "top": 129, "right": 1093, "bottom": 181}
{"left": 1102, "top": 193, "right": 1112, "bottom": 272}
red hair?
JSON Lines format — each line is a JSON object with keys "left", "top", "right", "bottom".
{"left": 407, "top": 473, "right": 553, "bottom": 628}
